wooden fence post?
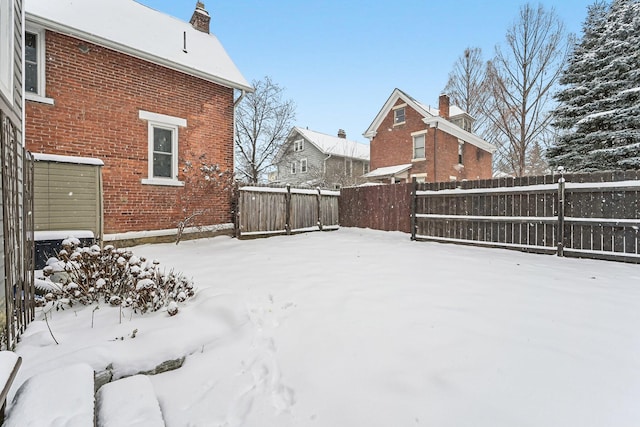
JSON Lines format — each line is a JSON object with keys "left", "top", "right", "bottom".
{"left": 285, "top": 184, "right": 291, "bottom": 235}
{"left": 410, "top": 177, "right": 417, "bottom": 241}
{"left": 317, "top": 187, "right": 323, "bottom": 231}
{"left": 557, "top": 176, "right": 565, "bottom": 257}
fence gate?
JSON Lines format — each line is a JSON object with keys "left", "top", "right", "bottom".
{"left": 237, "top": 185, "right": 339, "bottom": 238}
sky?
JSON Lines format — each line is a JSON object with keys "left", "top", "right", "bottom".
{"left": 137, "top": 0, "right": 597, "bottom": 143}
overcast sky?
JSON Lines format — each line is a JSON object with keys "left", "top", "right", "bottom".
{"left": 138, "top": 0, "right": 595, "bottom": 143}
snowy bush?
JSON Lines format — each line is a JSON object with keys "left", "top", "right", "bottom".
{"left": 38, "top": 238, "right": 195, "bottom": 315}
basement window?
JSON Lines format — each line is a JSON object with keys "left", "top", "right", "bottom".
{"left": 139, "top": 110, "right": 186, "bottom": 186}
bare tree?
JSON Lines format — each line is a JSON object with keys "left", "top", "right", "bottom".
{"left": 485, "top": 3, "right": 571, "bottom": 176}
{"left": 235, "top": 76, "right": 296, "bottom": 183}
{"left": 443, "top": 47, "right": 490, "bottom": 133}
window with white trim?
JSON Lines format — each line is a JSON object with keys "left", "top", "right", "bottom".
{"left": 0, "top": 0, "right": 13, "bottom": 103}
{"left": 300, "top": 158, "right": 308, "bottom": 173}
{"left": 413, "top": 134, "right": 425, "bottom": 159}
{"left": 363, "top": 162, "right": 369, "bottom": 174}
{"left": 393, "top": 106, "right": 406, "bottom": 125}
{"left": 458, "top": 140, "right": 464, "bottom": 164}
{"left": 24, "top": 28, "right": 48, "bottom": 99}
{"left": 139, "top": 110, "right": 186, "bottom": 186}
{"left": 290, "top": 161, "right": 297, "bottom": 174}
{"left": 347, "top": 159, "right": 353, "bottom": 177}
{"left": 293, "top": 139, "right": 304, "bottom": 152}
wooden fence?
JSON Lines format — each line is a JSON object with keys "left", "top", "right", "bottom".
{"left": 412, "top": 171, "right": 640, "bottom": 262}
{"left": 237, "top": 185, "right": 339, "bottom": 238}
{"left": 339, "top": 172, "right": 640, "bottom": 263}
{"left": 339, "top": 184, "right": 412, "bottom": 232}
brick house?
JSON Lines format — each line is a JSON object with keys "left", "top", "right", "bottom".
{"left": 363, "top": 88, "right": 495, "bottom": 183}
{"left": 273, "top": 127, "right": 370, "bottom": 188}
{"left": 24, "top": 0, "right": 252, "bottom": 242}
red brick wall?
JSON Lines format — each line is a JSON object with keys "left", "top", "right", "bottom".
{"left": 369, "top": 100, "right": 492, "bottom": 182}
{"left": 26, "top": 31, "right": 235, "bottom": 234}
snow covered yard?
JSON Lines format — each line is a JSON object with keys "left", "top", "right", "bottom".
{"left": 9, "top": 228, "right": 640, "bottom": 426}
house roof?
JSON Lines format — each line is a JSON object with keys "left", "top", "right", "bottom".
{"left": 363, "top": 164, "right": 412, "bottom": 179}
{"left": 25, "top": 0, "right": 252, "bottom": 92}
{"left": 363, "top": 88, "right": 496, "bottom": 153}
{"left": 293, "top": 127, "right": 370, "bottom": 161}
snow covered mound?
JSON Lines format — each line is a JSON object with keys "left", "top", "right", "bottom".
{"left": 5, "top": 363, "right": 94, "bottom": 427}
{"left": 97, "top": 375, "right": 165, "bottom": 427}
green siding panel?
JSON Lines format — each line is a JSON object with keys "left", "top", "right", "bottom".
{"left": 33, "top": 161, "right": 102, "bottom": 237}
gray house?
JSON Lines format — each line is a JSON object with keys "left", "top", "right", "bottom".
{"left": 1, "top": 0, "right": 34, "bottom": 349}
{"left": 273, "top": 127, "right": 370, "bottom": 189}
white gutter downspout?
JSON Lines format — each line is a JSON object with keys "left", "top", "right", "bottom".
{"left": 234, "top": 89, "right": 246, "bottom": 107}
{"left": 323, "top": 154, "right": 332, "bottom": 176}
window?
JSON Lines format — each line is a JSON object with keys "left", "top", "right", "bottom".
{"left": 24, "top": 27, "right": 53, "bottom": 104}
{"left": 346, "top": 159, "right": 353, "bottom": 177}
{"left": 290, "top": 161, "right": 297, "bottom": 174}
{"left": 293, "top": 139, "right": 304, "bottom": 152}
{"left": 139, "top": 110, "right": 186, "bottom": 186}
{"left": 393, "top": 106, "right": 406, "bottom": 125}
{"left": 413, "top": 134, "right": 425, "bottom": 159}
{"left": 0, "top": 0, "right": 13, "bottom": 103}
{"left": 458, "top": 140, "right": 464, "bottom": 164}
{"left": 363, "top": 162, "right": 369, "bottom": 174}
{"left": 300, "top": 158, "right": 308, "bottom": 173}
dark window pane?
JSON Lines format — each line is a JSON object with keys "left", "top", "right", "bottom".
{"left": 25, "top": 33, "right": 37, "bottom": 62}
{"left": 25, "top": 63, "right": 37, "bottom": 93}
{"left": 153, "top": 153, "right": 172, "bottom": 178}
{"left": 153, "top": 127, "right": 172, "bottom": 153}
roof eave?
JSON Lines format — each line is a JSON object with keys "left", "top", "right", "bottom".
{"left": 27, "top": 13, "right": 254, "bottom": 93}
{"left": 422, "top": 117, "right": 496, "bottom": 153}
{"left": 364, "top": 88, "right": 436, "bottom": 138}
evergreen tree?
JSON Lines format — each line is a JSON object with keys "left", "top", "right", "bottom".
{"left": 548, "top": 0, "right": 640, "bottom": 171}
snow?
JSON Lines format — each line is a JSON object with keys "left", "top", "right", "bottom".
{"left": 25, "top": 0, "right": 251, "bottom": 91}
{"left": 240, "top": 186, "right": 340, "bottom": 196}
{"left": 96, "top": 375, "right": 165, "bottom": 427}
{"left": 416, "top": 179, "right": 640, "bottom": 196}
{"left": 31, "top": 152, "right": 104, "bottom": 166}
{"left": 0, "top": 352, "right": 19, "bottom": 393}
{"left": 34, "top": 230, "right": 95, "bottom": 241}
{"left": 9, "top": 228, "right": 640, "bottom": 426}
{"left": 363, "top": 163, "right": 412, "bottom": 178}
{"left": 576, "top": 109, "right": 617, "bottom": 125}
{"left": 4, "top": 363, "right": 95, "bottom": 427}
{"left": 104, "top": 223, "right": 234, "bottom": 242}
{"left": 293, "top": 127, "right": 370, "bottom": 161}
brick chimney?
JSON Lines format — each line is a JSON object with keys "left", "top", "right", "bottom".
{"left": 337, "top": 129, "right": 346, "bottom": 139}
{"left": 190, "top": 2, "right": 211, "bottom": 34}
{"left": 438, "top": 94, "right": 450, "bottom": 120}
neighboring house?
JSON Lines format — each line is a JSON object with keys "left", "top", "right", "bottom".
{"left": 363, "top": 88, "right": 495, "bottom": 183}
{"left": 1, "top": 0, "right": 34, "bottom": 348}
{"left": 24, "top": 0, "right": 252, "bottom": 243}
{"left": 274, "top": 127, "right": 370, "bottom": 189}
